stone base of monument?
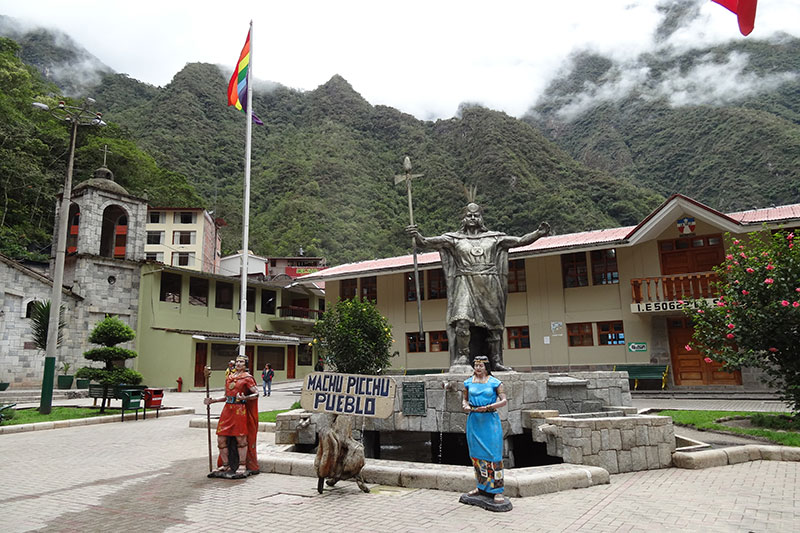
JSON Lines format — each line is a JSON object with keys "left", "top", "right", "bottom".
{"left": 459, "top": 490, "right": 513, "bottom": 512}
{"left": 448, "top": 364, "right": 474, "bottom": 374}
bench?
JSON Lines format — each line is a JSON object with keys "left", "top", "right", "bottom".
{"left": 88, "top": 384, "right": 147, "bottom": 420}
{"left": 403, "top": 368, "right": 446, "bottom": 376}
{"left": 613, "top": 364, "right": 669, "bottom": 390}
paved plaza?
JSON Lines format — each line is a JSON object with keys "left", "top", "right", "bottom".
{"left": 2, "top": 385, "right": 799, "bottom": 532}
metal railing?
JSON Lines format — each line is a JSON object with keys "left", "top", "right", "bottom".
{"left": 277, "top": 305, "right": 323, "bottom": 320}
{"left": 630, "top": 272, "right": 718, "bottom": 303}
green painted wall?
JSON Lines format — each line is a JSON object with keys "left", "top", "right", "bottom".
{"left": 135, "top": 264, "right": 316, "bottom": 390}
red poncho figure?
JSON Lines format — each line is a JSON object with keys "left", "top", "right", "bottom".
{"left": 205, "top": 355, "right": 259, "bottom": 478}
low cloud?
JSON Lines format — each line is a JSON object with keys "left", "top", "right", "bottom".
{"left": 655, "top": 52, "right": 798, "bottom": 107}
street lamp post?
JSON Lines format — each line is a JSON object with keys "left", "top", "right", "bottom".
{"left": 33, "top": 98, "right": 105, "bottom": 414}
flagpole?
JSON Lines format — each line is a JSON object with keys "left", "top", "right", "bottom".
{"left": 238, "top": 20, "right": 253, "bottom": 362}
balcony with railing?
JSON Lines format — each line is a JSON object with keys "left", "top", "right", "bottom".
{"left": 630, "top": 272, "right": 719, "bottom": 312}
{"left": 272, "top": 305, "right": 323, "bottom": 324}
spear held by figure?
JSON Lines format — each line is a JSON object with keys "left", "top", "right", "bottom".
{"left": 205, "top": 366, "right": 212, "bottom": 472}
{"left": 395, "top": 156, "right": 424, "bottom": 339}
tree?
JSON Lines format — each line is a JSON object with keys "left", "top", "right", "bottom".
{"left": 28, "top": 300, "right": 64, "bottom": 353}
{"left": 688, "top": 229, "right": 800, "bottom": 413}
{"left": 311, "top": 298, "right": 394, "bottom": 375}
{"left": 75, "top": 315, "right": 143, "bottom": 412}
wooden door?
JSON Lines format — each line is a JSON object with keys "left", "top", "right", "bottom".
{"left": 668, "top": 317, "right": 741, "bottom": 386}
{"left": 660, "top": 235, "right": 724, "bottom": 275}
{"left": 245, "top": 345, "right": 254, "bottom": 373}
{"left": 287, "top": 346, "right": 296, "bottom": 379}
{"left": 194, "top": 343, "right": 208, "bottom": 388}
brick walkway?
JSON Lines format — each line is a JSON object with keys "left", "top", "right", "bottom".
{"left": 2, "top": 408, "right": 799, "bottom": 532}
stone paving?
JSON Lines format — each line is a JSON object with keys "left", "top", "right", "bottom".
{"left": 2, "top": 387, "right": 799, "bottom": 532}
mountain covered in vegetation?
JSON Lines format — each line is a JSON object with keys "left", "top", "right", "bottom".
{"left": 1, "top": 9, "right": 798, "bottom": 266}
{"left": 525, "top": 4, "right": 800, "bottom": 212}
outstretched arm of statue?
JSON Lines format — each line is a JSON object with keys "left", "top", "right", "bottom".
{"left": 501, "top": 221, "right": 551, "bottom": 249}
{"left": 405, "top": 225, "right": 448, "bottom": 248}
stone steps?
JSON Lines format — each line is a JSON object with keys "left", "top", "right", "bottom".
{"left": 632, "top": 389, "right": 778, "bottom": 400}
{"left": 0, "top": 389, "right": 89, "bottom": 404}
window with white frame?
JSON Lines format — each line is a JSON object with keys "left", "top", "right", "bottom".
{"left": 174, "top": 211, "right": 196, "bottom": 224}
{"left": 172, "top": 230, "right": 196, "bottom": 245}
{"left": 146, "top": 231, "right": 164, "bottom": 245}
{"left": 172, "top": 252, "right": 195, "bottom": 267}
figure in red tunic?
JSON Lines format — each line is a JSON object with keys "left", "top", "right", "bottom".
{"left": 204, "top": 355, "right": 260, "bottom": 478}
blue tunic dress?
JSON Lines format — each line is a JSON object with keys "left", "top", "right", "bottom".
{"left": 464, "top": 375, "right": 504, "bottom": 493}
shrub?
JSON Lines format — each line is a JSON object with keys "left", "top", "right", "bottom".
{"left": 688, "top": 229, "right": 800, "bottom": 414}
{"left": 311, "top": 298, "right": 394, "bottom": 375}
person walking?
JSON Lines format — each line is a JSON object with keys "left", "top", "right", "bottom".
{"left": 262, "top": 363, "right": 274, "bottom": 397}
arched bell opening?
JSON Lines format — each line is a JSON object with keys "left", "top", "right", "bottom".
{"left": 99, "top": 205, "right": 129, "bottom": 259}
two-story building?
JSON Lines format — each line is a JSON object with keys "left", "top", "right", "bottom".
{"left": 297, "top": 194, "right": 800, "bottom": 390}
{"left": 135, "top": 263, "right": 324, "bottom": 390}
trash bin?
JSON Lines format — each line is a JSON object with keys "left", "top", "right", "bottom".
{"left": 143, "top": 388, "right": 164, "bottom": 419}
{"left": 120, "top": 389, "right": 142, "bottom": 422}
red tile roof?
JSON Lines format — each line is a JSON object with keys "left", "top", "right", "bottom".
{"left": 728, "top": 203, "right": 800, "bottom": 223}
{"left": 299, "top": 198, "right": 800, "bottom": 282}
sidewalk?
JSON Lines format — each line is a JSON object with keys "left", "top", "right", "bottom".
{"left": 2, "top": 386, "right": 799, "bottom": 531}
{"left": 1, "top": 413, "right": 798, "bottom": 532}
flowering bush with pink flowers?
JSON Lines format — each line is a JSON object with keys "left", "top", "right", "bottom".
{"left": 688, "top": 229, "right": 800, "bottom": 413}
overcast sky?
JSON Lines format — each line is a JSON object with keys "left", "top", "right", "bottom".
{"left": 1, "top": 0, "right": 798, "bottom": 120}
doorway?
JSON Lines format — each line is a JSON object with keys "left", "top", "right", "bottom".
{"left": 287, "top": 346, "right": 296, "bottom": 379}
{"left": 667, "top": 317, "right": 741, "bottom": 385}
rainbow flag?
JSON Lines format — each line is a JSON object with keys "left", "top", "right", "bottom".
{"left": 227, "top": 30, "right": 263, "bottom": 124}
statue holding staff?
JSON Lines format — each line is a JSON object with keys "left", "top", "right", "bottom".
{"left": 204, "top": 355, "right": 260, "bottom": 478}
{"left": 406, "top": 198, "right": 549, "bottom": 371}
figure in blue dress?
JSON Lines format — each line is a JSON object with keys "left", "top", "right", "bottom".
{"left": 462, "top": 355, "right": 508, "bottom": 504}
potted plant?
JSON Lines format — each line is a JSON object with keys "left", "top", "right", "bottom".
{"left": 0, "top": 382, "right": 9, "bottom": 392}
{"left": 76, "top": 375, "right": 90, "bottom": 389}
{"left": 57, "top": 362, "right": 74, "bottom": 389}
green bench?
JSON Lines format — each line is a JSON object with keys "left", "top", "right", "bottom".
{"left": 613, "top": 364, "right": 669, "bottom": 390}
{"left": 403, "top": 368, "right": 446, "bottom": 376}
{"left": 88, "top": 384, "right": 146, "bottom": 421}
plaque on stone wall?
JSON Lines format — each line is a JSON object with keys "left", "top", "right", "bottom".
{"left": 402, "top": 381, "right": 426, "bottom": 415}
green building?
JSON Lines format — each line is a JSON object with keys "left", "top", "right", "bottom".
{"left": 136, "top": 263, "right": 323, "bottom": 389}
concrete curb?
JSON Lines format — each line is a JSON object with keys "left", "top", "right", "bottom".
{"left": 0, "top": 407, "right": 195, "bottom": 435}
{"left": 256, "top": 450, "right": 609, "bottom": 497}
{"left": 673, "top": 444, "right": 800, "bottom": 469}
{"left": 189, "top": 418, "right": 276, "bottom": 432}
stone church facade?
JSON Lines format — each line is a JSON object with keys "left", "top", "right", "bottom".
{"left": 0, "top": 167, "right": 146, "bottom": 387}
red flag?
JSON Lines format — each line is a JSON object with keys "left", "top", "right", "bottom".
{"left": 711, "top": 0, "right": 758, "bottom": 36}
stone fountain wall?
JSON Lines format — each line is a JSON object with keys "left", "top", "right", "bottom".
{"left": 277, "top": 371, "right": 632, "bottom": 445}
{"left": 535, "top": 411, "right": 676, "bottom": 473}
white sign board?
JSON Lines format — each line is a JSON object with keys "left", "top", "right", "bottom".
{"left": 631, "top": 297, "right": 720, "bottom": 314}
{"left": 300, "top": 372, "right": 396, "bottom": 418}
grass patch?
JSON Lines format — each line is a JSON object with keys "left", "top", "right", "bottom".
{"left": 658, "top": 410, "right": 800, "bottom": 447}
{"left": 0, "top": 406, "right": 121, "bottom": 426}
{"left": 258, "top": 401, "right": 302, "bottom": 423}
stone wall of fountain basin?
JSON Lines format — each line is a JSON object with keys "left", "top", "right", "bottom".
{"left": 534, "top": 411, "right": 676, "bottom": 474}
{"left": 276, "top": 371, "right": 632, "bottom": 445}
